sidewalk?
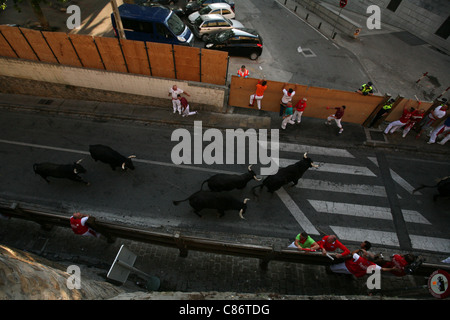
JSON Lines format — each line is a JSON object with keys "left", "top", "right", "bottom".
{"left": 1, "top": 92, "right": 448, "bottom": 160}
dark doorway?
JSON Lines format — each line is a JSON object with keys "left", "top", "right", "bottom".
{"left": 435, "top": 16, "right": 450, "bottom": 39}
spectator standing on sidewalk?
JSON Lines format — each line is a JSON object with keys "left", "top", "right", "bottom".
{"left": 281, "top": 102, "right": 295, "bottom": 129}
{"left": 383, "top": 106, "right": 415, "bottom": 135}
{"left": 249, "top": 79, "right": 268, "bottom": 110}
{"left": 237, "top": 65, "right": 249, "bottom": 78}
{"left": 292, "top": 98, "right": 307, "bottom": 124}
{"left": 325, "top": 105, "right": 346, "bottom": 134}
{"left": 368, "top": 98, "right": 395, "bottom": 128}
{"left": 169, "top": 85, "right": 190, "bottom": 114}
{"left": 416, "top": 99, "right": 448, "bottom": 138}
{"left": 279, "top": 83, "right": 296, "bottom": 116}
{"left": 428, "top": 116, "right": 450, "bottom": 144}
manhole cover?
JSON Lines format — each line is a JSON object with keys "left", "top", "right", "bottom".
{"left": 300, "top": 48, "right": 316, "bottom": 58}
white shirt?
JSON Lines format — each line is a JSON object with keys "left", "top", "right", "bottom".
{"left": 431, "top": 105, "right": 447, "bottom": 120}
{"left": 169, "top": 88, "right": 183, "bottom": 100}
{"left": 281, "top": 89, "right": 295, "bottom": 104}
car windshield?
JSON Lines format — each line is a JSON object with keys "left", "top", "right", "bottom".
{"left": 216, "top": 30, "right": 233, "bottom": 42}
{"left": 167, "top": 12, "right": 185, "bottom": 36}
{"left": 198, "top": 6, "right": 212, "bottom": 15}
{"left": 194, "top": 16, "right": 205, "bottom": 27}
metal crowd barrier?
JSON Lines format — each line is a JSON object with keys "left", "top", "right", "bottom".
{"left": 0, "top": 198, "right": 448, "bottom": 277}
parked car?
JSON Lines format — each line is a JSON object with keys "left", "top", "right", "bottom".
{"left": 134, "top": 0, "right": 184, "bottom": 16}
{"left": 192, "top": 14, "right": 243, "bottom": 41}
{"left": 185, "top": 0, "right": 235, "bottom": 16}
{"left": 204, "top": 28, "right": 263, "bottom": 60}
{"left": 188, "top": 3, "right": 235, "bottom": 24}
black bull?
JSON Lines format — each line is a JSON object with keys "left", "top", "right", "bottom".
{"left": 201, "top": 165, "right": 261, "bottom": 192}
{"left": 413, "top": 176, "right": 450, "bottom": 201}
{"left": 89, "top": 144, "right": 136, "bottom": 171}
{"left": 252, "top": 153, "right": 318, "bottom": 197}
{"left": 33, "top": 159, "right": 89, "bottom": 185}
{"left": 173, "top": 191, "right": 250, "bottom": 219}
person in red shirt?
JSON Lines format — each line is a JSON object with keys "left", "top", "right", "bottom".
{"left": 237, "top": 65, "right": 249, "bottom": 78}
{"left": 402, "top": 108, "right": 425, "bottom": 138}
{"left": 383, "top": 106, "right": 415, "bottom": 134}
{"left": 177, "top": 94, "right": 197, "bottom": 117}
{"left": 329, "top": 250, "right": 399, "bottom": 278}
{"left": 318, "top": 235, "right": 351, "bottom": 259}
{"left": 249, "top": 79, "right": 268, "bottom": 110}
{"left": 292, "top": 98, "right": 307, "bottom": 124}
{"left": 70, "top": 212, "right": 100, "bottom": 238}
{"left": 325, "top": 105, "right": 346, "bottom": 134}
{"left": 380, "top": 254, "right": 417, "bottom": 277}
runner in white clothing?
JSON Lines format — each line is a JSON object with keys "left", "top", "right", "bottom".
{"left": 169, "top": 85, "right": 190, "bottom": 114}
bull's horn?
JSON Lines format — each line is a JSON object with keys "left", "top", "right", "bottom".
{"left": 122, "top": 163, "right": 126, "bottom": 170}
{"left": 128, "top": 155, "right": 136, "bottom": 159}
{"left": 73, "top": 168, "right": 78, "bottom": 174}
{"left": 243, "top": 198, "right": 250, "bottom": 204}
{"left": 76, "top": 159, "right": 83, "bottom": 164}
{"left": 311, "top": 163, "right": 319, "bottom": 168}
{"left": 248, "top": 165, "right": 252, "bottom": 171}
{"left": 239, "top": 209, "right": 245, "bottom": 220}
{"left": 253, "top": 176, "right": 262, "bottom": 181}
{"left": 303, "top": 152, "right": 308, "bottom": 158}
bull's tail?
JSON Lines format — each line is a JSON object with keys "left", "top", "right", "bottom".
{"left": 173, "top": 196, "right": 191, "bottom": 206}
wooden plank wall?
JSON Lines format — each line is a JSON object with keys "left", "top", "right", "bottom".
{"left": 0, "top": 25, "right": 228, "bottom": 86}
{"left": 229, "top": 76, "right": 388, "bottom": 125}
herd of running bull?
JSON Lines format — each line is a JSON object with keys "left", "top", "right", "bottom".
{"left": 33, "top": 144, "right": 449, "bottom": 219}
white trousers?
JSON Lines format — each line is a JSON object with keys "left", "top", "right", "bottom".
{"left": 281, "top": 115, "right": 295, "bottom": 129}
{"left": 172, "top": 99, "right": 181, "bottom": 114}
{"left": 384, "top": 120, "right": 406, "bottom": 134}
{"left": 429, "top": 124, "right": 450, "bottom": 143}
{"left": 292, "top": 110, "right": 304, "bottom": 123}
{"left": 250, "top": 94, "right": 263, "bottom": 109}
{"left": 182, "top": 105, "right": 197, "bottom": 117}
{"left": 327, "top": 115, "right": 343, "bottom": 129}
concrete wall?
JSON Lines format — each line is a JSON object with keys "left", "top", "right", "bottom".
{"left": 0, "top": 58, "right": 227, "bottom": 112}
{"left": 319, "top": 0, "right": 450, "bottom": 53}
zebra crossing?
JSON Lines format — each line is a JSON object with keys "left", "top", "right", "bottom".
{"left": 273, "top": 142, "right": 450, "bottom": 254}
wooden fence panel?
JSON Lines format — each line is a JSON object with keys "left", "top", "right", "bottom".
{"left": 146, "top": 42, "right": 175, "bottom": 79}
{"left": 42, "top": 31, "right": 82, "bottom": 67}
{"left": 173, "top": 45, "right": 200, "bottom": 82}
{"left": 69, "top": 34, "right": 104, "bottom": 70}
{"left": 19, "top": 28, "right": 57, "bottom": 63}
{"left": 120, "top": 39, "right": 150, "bottom": 76}
{"left": 0, "top": 31, "right": 17, "bottom": 58}
{"left": 201, "top": 49, "right": 228, "bottom": 85}
{"left": 229, "top": 76, "right": 386, "bottom": 125}
{"left": 0, "top": 26, "right": 37, "bottom": 61}
{"left": 94, "top": 37, "right": 127, "bottom": 73}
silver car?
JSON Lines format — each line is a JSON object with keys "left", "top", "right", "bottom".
{"left": 192, "top": 14, "right": 244, "bottom": 41}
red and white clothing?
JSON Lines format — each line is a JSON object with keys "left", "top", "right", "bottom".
{"left": 70, "top": 216, "right": 99, "bottom": 238}
{"left": 330, "top": 253, "right": 381, "bottom": 278}
{"left": 318, "top": 235, "right": 350, "bottom": 257}
{"left": 402, "top": 110, "right": 424, "bottom": 137}
{"left": 281, "top": 89, "right": 295, "bottom": 105}
{"left": 178, "top": 97, "right": 197, "bottom": 117}
{"left": 384, "top": 108, "right": 414, "bottom": 134}
{"left": 292, "top": 99, "right": 307, "bottom": 123}
{"left": 423, "top": 105, "right": 447, "bottom": 128}
{"left": 169, "top": 87, "right": 184, "bottom": 114}
{"left": 428, "top": 116, "right": 450, "bottom": 143}
{"left": 382, "top": 254, "right": 408, "bottom": 277}
{"left": 326, "top": 107, "right": 345, "bottom": 132}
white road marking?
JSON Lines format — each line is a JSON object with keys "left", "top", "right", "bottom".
{"left": 410, "top": 235, "right": 450, "bottom": 254}
{"left": 368, "top": 157, "right": 420, "bottom": 194}
{"left": 271, "top": 142, "right": 355, "bottom": 158}
{"left": 331, "top": 226, "right": 400, "bottom": 247}
{"left": 276, "top": 188, "right": 319, "bottom": 235}
{"left": 308, "top": 200, "right": 431, "bottom": 224}
{"left": 296, "top": 179, "right": 387, "bottom": 197}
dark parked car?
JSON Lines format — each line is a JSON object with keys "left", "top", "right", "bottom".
{"left": 204, "top": 28, "right": 263, "bottom": 60}
{"left": 185, "top": 0, "right": 235, "bottom": 16}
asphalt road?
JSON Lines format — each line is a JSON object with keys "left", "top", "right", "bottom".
{"left": 1, "top": 110, "right": 449, "bottom": 255}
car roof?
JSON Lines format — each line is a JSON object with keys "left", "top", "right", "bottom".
{"left": 204, "top": 3, "right": 232, "bottom": 9}
{"left": 198, "top": 14, "right": 228, "bottom": 22}
{"left": 118, "top": 3, "right": 171, "bottom": 22}
{"left": 230, "top": 28, "right": 260, "bottom": 37}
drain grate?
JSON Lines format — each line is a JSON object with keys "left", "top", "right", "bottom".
{"left": 300, "top": 48, "right": 316, "bottom": 58}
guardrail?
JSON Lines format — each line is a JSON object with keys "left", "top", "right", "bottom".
{"left": 1, "top": 198, "right": 448, "bottom": 277}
